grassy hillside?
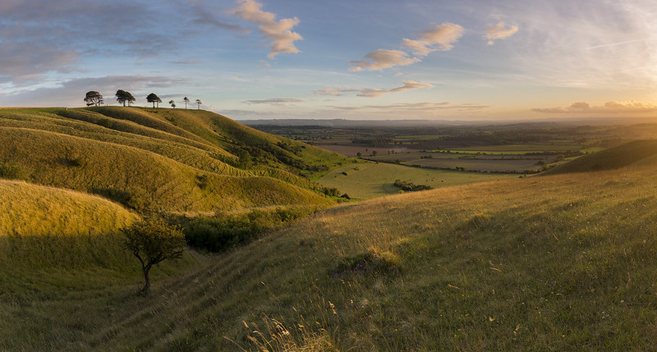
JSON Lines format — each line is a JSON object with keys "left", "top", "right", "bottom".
{"left": 0, "top": 107, "right": 349, "bottom": 213}
{"left": 0, "top": 179, "right": 139, "bottom": 269}
{"left": 543, "top": 139, "right": 657, "bottom": 175}
{"left": 5, "top": 161, "right": 657, "bottom": 350}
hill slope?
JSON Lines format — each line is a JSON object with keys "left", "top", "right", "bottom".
{"left": 5, "top": 159, "right": 657, "bottom": 351}
{"left": 0, "top": 107, "right": 349, "bottom": 212}
{"left": 0, "top": 179, "right": 138, "bottom": 268}
{"left": 543, "top": 139, "right": 657, "bottom": 175}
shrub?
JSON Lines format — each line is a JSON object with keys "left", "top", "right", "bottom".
{"left": 180, "top": 207, "right": 315, "bottom": 253}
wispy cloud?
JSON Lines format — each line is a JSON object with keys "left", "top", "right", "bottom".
{"left": 349, "top": 50, "right": 420, "bottom": 72}
{"left": 357, "top": 81, "right": 434, "bottom": 97}
{"left": 314, "top": 86, "right": 360, "bottom": 96}
{"left": 331, "top": 102, "right": 489, "bottom": 112}
{"left": 314, "top": 81, "right": 433, "bottom": 98}
{"left": 187, "top": 0, "right": 245, "bottom": 31}
{"left": 402, "top": 23, "right": 465, "bottom": 56}
{"left": 483, "top": 22, "right": 519, "bottom": 45}
{"left": 532, "top": 101, "right": 657, "bottom": 114}
{"left": 0, "top": 75, "right": 185, "bottom": 107}
{"left": 243, "top": 98, "right": 305, "bottom": 106}
{"left": 232, "top": 0, "right": 303, "bottom": 59}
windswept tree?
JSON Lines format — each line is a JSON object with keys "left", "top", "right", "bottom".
{"left": 169, "top": 100, "right": 176, "bottom": 108}
{"left": 183, "top": 97, "right": 190, "bottom": 109}
{"left": 84, "top": 91, "right": 103, "bottom": 106}
{"left": 147, "top": 93, "right": 162, "bottom": 108}
{"left": 122, "top": 217, "right": 186, "bottom": 294}
{"left": 116, "top": 90, "right": 136, "bottom": 106}
{"left": 195, "top": 98, "right": 202, "bottom": 110}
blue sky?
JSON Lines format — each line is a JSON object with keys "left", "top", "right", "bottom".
{"left": 1, "top": 0, "right": 656, "bottom": 120}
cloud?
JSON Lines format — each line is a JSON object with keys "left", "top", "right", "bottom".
{"left": 0, "top": 75, "right": 185, "bottom": 107}
{"left": 349, "top": 50, "right": 420, "bottom": 72}
{"left": 313, "top": 86, "right": 360, "bottom": 96}
{"left": 187, "top": 0, "right": 245, "bottom": 31}
{"left": 0, "top": 43, "right": 80, "bottom": 83}
{"left": 232, "top": 0, "right": 303, "bottom": 59}
{"left": 330, "top": 102, "right": 489, "bottom": 112}
{"left": 532, "top": 101, "right": 657, "bottom": 114}
{"left": 357, "top": 81, "right": 434, "bottom": 98}
{"left": 402, "top": 23, "right": 465, "bottom": 56}
{"left": 243, "top": 98, "right": 305, "bottom": 106}
{"left": 315, "top": 81, "right": 433, "bottom": 98}
{"left": 483, "top": 22, "right": 519, "bottom": 45}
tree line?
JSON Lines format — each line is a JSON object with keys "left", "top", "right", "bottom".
{"left": 84, "top": 91, "right": 202, "bottom": 109}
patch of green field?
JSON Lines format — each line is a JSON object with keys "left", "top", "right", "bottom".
{"left": 316, "top": 162, "right": 516, "bottom": 199}
{"left": 454, "top": 144, "right": 581, "bottom": 152}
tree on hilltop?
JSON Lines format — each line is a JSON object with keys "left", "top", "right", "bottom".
{"left": 122, "top": 217, "right": 186, "bottom": 294}
{"left": 84, "top": 91, "right": 103, "bottom": 106}
{"left": 195, "top": 98, "right": 202, "bottom": 110}
{"left": 183, "top": 97, "right": 190, "bottom": 109}
{"left": 116, "top": 90, "right": 136, "bottom": 106}
{"left": 147, "top": 93, "right": 162, "bottom": 108}
{"left": 169, "top": 100, "right": 176, "bottom": 108}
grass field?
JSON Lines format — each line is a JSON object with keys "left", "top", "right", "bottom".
{"left": 4, "top": 153, "right": 657, "bottom": 350}
{"left": 316, "top": 162, "right": 517, "bottom": 199}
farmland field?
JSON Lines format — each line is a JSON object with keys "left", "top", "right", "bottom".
{"left": 316, "top": 162, "right": 516, "bottom": 199}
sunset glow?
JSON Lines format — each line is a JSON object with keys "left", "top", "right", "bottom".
{"left": 0, "top": 0, "right": 655, "bottom": 120}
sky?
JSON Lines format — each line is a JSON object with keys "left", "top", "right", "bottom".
{"left": 1, "top": 0, "right": 656, "bottom": 121}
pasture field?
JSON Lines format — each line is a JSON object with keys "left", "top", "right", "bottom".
{"left": 316, "top": 162, "right": 516, "bottom": 199}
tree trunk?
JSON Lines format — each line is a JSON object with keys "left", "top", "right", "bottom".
{"left": 141, "top": 264, "right": 151, "bottom": 294}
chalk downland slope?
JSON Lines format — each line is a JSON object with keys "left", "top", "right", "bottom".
{"left": 0, "top": 107, "right": 348, "bottom": 213}
{"left": 5, "top": 157, "right": 657, "bottom": 351}
{"left": 543, "top": 139, "right": 657, "bottom": 175}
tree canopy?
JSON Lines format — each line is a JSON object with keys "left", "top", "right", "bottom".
{"left": 84, "top": 91, "right": 103, "bottom": 107}
{"left": 195, "top": 99, "right": 202, "bottom": 110}
{"left": 147, "top": 93, "right": 162, "bottom": 108}
{"left": 122, "top": 217, "right": 186, "bottom": 294}
{"left": 115, "top": 90, "right": 136, "bottom": 106}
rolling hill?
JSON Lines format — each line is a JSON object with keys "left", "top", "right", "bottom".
{"left": 0, "top": 107, "right": 350, "bottom": 213}
{"left": 4, "top": 142, "right": 657, "bottom": 350}
{"left": 543, "top": 139, "right": 657, "bottom": 175}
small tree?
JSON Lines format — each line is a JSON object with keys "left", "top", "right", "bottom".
{"left": 195, "top": 99, "right": 202, "bottom": 110}
{"left": 183, "top": 97, "right": 190, "bottom": 109}
{"left": 169, "top": 100, "right": 176, "bottom": 108}
{"left": 122, "top": 217, "right": 186, "bottom": 294}
{"left": 84, "top": 91, "right": 103, "bottom": 106}
{"left": 147, "top": 93, "right": 162, "bottom": 108}
{"left": 116, "top": 90, "right": 136, "bottom": 106}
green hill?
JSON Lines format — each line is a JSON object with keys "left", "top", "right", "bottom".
{"left": 0, "top": 107, "right": 349, "bottom": 213}
{"left": 543, "top": 139, "right": 657, "bottom": 175}
{"left": 5, "top": 156, "right": 657, "bottom": 350}
{"left": 0, "top": 179, "right": 138, "bottom": 269}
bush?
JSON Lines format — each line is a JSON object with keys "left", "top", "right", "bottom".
{"left": 180, "top": 207, "right": 315, "bottom": 253}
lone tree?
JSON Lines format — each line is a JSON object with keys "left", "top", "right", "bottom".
{"left": 84, "top": 91, "right": 103, "bottom": 106}
{"left": 183, "top": 97, "right": 190, "bottom": 109}
{"left": 116, "top": 90, "right": 136, "bottom": 106}
{"left": 122, "top": 217, "right": 186, "bottom": 294}
{"left": 147, "top": 93, "right": 162, "bottom": 108}
{"left": 169, "top": 100, "right": 176, "bottom": 108}
{"left": 195, "top": 98, "right": 202, "bottom": 110}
